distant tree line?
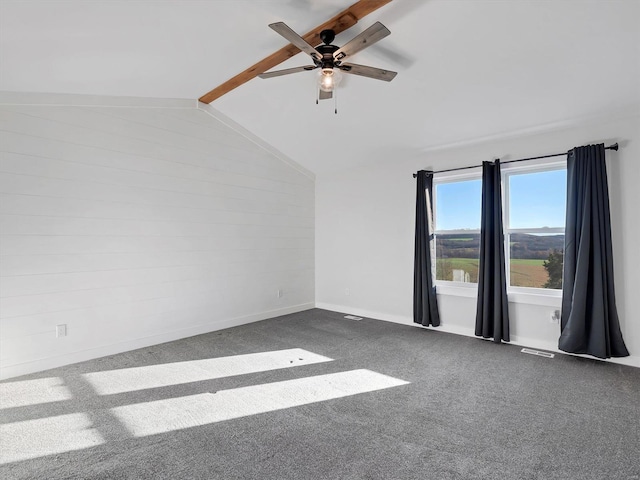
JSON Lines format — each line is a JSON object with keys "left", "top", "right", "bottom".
{"left": 436, "top": 233, "right": 564, "bottom": 260}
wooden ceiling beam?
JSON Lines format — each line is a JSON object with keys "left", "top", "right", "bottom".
{"left": 198, "top": 0, "right": 393, "bottom": 104}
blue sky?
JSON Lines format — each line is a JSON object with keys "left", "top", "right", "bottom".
{"left": 435, "top": 169, "right": 566, "bottom": 231}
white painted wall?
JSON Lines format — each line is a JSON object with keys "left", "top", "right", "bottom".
{"left": 0, "top": 94, "right": 315, "bottom": 379}
{"left": 316, "top": 113, "right": 640, "bottom": 368}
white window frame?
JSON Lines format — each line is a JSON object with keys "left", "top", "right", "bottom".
{"left": 432, "top": 158, "right": 566, "bottom": 299}
{"left": 501, "top": 158, "right": 566, "bottom": 297}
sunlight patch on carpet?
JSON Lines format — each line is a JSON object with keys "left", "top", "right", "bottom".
{"left": 83, "top": 348, "right": 333, "bottom": 395}
{"left": 111, "top": 369, "right": 409, "bottom": 437}
{"left": 0, "top": 413, "right": 104, "bottom": 464}
{"left": 0, "top": 377, "right": 72, "bottom": 409}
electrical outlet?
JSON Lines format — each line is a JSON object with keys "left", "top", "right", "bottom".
{"left": 56, "top": 324, "right": 67, "bottom": 337}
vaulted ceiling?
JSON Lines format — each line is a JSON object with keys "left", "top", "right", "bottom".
{"left": 2, "top": 0, "right": 639, "bottom": 174}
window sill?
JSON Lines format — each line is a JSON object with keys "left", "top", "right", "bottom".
{"left": 507, "top": 291, "right": 562, "bottom": 307}
{"left": 435, "top": 282, "right": 477, "bottom": 298}
{"left": 435, "top": 282, "right": 562, "bottom": 306}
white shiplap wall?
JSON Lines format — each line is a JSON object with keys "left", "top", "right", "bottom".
{"left": 0, "top": 95, "right": 315, "bottom": 379}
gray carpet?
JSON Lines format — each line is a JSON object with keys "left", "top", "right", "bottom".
{"left": 1, "top": 308, "right": 639, "bottom": 480}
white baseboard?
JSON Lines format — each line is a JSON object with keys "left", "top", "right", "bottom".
{"left": 0, "top": 303, "right": 315, "bottom": 380}
{"left": 315, "top": 302, "right": 471, "bottom": 337}
{"left": 315, "top": 302, "right": 640, "bottom": 369}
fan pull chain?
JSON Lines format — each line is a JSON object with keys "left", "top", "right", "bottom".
{"left": 334, "top": 88, "right": 338, "bottom": 114}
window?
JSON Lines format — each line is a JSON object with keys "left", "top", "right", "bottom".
{"left": 434, "top": 176, "right": 481, "bottom": 283}
{"left": 433, "top": 160, "right": 566, "bottom": 292}
{"left": 504, "top": 165, "right": 566, "bottom": 291}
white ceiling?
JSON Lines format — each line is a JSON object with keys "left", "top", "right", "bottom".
{"left": 1, "top": 0, "right": 639, "bottom": 175}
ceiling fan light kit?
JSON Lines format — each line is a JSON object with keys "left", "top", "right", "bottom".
{"left": 318, "top": 68, "right": 341, "bottom": 93}
{"left": 259, "top": 21, "right": 397, "bottom": 113}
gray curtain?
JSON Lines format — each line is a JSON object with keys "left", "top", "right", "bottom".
{"left": 559, "top": 144, "right": 629, "bottom": 358}
{"left": 475, "top": 160, "right": 510, "bottom": 343}
{"left": 413, "top": 170, "right": 440, "bottom": 326}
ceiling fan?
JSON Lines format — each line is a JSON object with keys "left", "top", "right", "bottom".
{"left": 258, "top": 21, "right": 397, "bottom": 104}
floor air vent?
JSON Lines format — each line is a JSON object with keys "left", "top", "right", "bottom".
{"left": 344, "top": 315, "right": 363, "bottom": 321}
{"left": 521, "top": 348, "right": 555, "bottom": 358}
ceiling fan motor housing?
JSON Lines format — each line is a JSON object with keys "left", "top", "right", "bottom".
{"left": 315, "top": 29, "right": 339, "bottom": 69}
{"left": 316, "top": 44, "right": 340, "bottom": 69}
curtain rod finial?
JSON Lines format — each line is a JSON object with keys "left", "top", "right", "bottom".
{"left": 610, "top": 143, "right": 619, "bottom": 151}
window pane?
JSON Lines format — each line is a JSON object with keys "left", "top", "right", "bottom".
{"left": 509, "top": 233, "right": 564, "bottom": 288}
{"left": 435, "top": 233, "right": 479, "bottom": 282}
{"left": 509, "top": 170, "right": 566, "bottom": 229}
{"left": 435, "top": 179, "right": 481, "bottom": 231}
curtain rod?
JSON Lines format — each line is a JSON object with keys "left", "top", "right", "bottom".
{"left": 412, "top": 143, "right": 619, "bottom": 178}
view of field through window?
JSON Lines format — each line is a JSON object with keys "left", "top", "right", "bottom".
{"left": 435, "top": 233, "right": 564, "bottom": 288}
{"left": 434, "top": 167, "right": 566, "bottom": 289}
